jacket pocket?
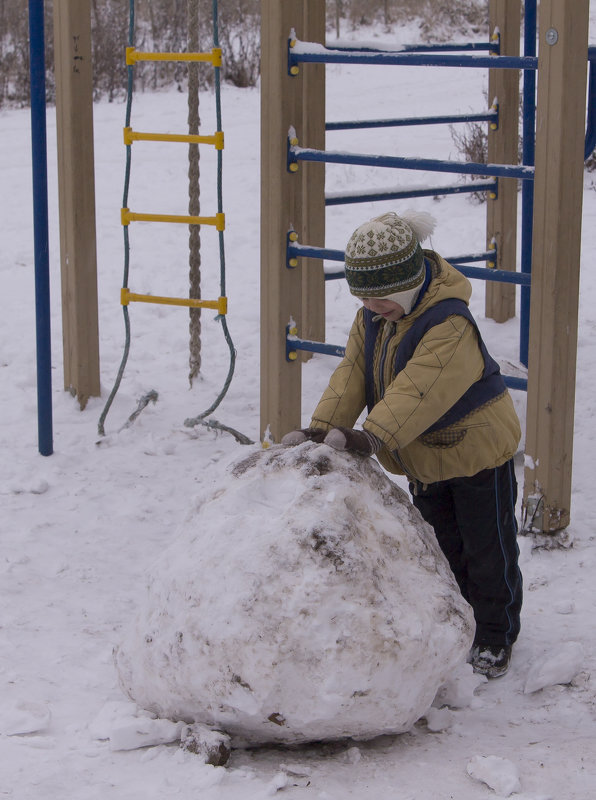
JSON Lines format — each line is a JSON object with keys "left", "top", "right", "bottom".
{"left": 419, "top": 427, "right": 467, "bottom": 449}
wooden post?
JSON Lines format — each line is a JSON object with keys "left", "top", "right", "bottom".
{"left": 300, "top": 3, "right": 326, "bottom": 351}
{"left": 260, "top": 1, "right": 305, "bottom": 442}
{"left": 522, "top": 0, "right": 589, "bottom": 533}
{"left": 53, "top": 0, "right": 100, "bottom": 409}
{"left": 485, "top": 0, "right": 520, "bottom": 322}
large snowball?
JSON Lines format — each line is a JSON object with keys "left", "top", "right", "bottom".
{"left": 114, "top": 443, "right": 474, "bottom": 745}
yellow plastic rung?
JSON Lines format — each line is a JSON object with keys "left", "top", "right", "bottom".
{"left": 123, "top": 127, "right": 224, "bottom": 149}
{"left": 126, "top": 46, "right": 222, "bottom": 67}
{"left": 121, "top": 208, "right": 225, "bottom": 231}
{"left": 121, "top": 288, "right": 227, "bottom": 314}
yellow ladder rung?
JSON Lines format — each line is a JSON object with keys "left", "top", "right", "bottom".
{"left": 121, "top": 208, "right": 225, "bottom": 231}
{"left": 123, "top": 127, "right": 224, "bottom": 149}
{"left": 121, "top": 288, "right": 227, "bottom": 314}
{"left": 126, "top": 46, "right": 222, "bottom": 68}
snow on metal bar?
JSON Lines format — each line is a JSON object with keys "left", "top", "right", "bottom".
{"left": 288, "top": 39, "right": 537, "bottom": 71}
{"left": 328, "top": 40, "right": 495, "bottom": 54}
{"left": 448, "top": 251, "right": 495, "bottom": 265}
{"left": 290, "top": 145, "right": 535, "bottom": 180}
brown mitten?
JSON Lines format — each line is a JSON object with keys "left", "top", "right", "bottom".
{"left": 323, "top": 426, "right": 382, "bottom": 456}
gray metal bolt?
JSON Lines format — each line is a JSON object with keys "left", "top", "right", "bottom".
{"left": 545, "top": 28, "right": 559, "bottom": 46}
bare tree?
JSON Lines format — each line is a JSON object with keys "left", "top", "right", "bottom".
{"left": 2, "top": 0, "right": 492, "bottom": 108}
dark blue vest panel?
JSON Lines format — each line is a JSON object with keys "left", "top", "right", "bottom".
{"left": 364, "top": 298, "right": 506, "bottom": 433}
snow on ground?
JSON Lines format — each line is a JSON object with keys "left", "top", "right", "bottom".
{"left": 1, "top": 15, "right": 596, "bottom": 800}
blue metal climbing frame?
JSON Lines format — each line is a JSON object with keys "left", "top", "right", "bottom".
{"left": 28, "top": 0, "right": 53, "bottom": 456}
{"left": 284, "top": 0, "right": 596, "bottom": 379}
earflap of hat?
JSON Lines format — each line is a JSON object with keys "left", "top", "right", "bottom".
{"left": 376, "top": 284, "right": 424, "bottom": 316}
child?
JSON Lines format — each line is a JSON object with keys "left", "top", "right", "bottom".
{"left": 283, "top": 211, "right": 523, "bottom": 679}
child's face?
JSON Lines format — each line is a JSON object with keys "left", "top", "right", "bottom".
{"left": 361, "top": 297, "right": 406, "bottom": 322}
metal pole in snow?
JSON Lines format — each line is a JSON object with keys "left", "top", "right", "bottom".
{"left": 28, "top": 0, "right": 53, "bottom": 456}
{"left": 519, "top": 0, "right": 537, "bottom": 368}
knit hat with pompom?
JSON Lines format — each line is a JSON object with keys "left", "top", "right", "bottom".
{"left": 344, "top": 210, "right": 436, "bottom": 314}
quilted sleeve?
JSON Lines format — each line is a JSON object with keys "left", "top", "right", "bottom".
{"left": 310, "top": 311, "right": 367, "bottom": 431}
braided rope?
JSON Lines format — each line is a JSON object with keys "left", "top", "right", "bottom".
{"left": 184, "top": 0, "right": 238, "bottom": 432}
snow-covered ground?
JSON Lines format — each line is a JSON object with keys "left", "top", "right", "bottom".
{"left": 2, "top": 15, "right": 596, "bottom": 800}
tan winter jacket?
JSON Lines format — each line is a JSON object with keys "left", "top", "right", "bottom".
{"left": 310, "top": 251, "right": 521, "bottom": 485}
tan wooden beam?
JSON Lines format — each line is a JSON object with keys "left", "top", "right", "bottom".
{"left": 260, "top": 0, "right": 305, "bottom": 442}
{"left": 485, "top": 0, "right": 521, "bottom": 322}
{"left": 299, "top": 2, "right": 326, "bottom": 352}
{"left": 53, "top": 0, "right": 100, "bottom": 409}
{"left": 523, "top": 0, "right": 589, "bottom": 533}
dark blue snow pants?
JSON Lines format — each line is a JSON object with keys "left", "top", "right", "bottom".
{"left": 410, "top": 459, "right": 522, "bottom": 647}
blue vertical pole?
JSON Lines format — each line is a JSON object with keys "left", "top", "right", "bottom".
{"left": 28, "top": 0, "right": 53, "bottom": 455}
{"left": 519, "top": 0, "right": 537, "bottom": 367}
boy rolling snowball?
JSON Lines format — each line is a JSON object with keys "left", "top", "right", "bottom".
{"left": 283, "top": 210, "right": 523, "bottom": 679}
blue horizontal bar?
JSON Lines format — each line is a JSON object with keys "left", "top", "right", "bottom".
{"left": 456, "top": 264, "right": 531, "bottom": 286}
{"left": 288, "top": 243, "right": 530, "bottom": 285}
{"left": 325, "top": 179, "right": 496, "bottom": 206}
{"left": 324, "top": 270, "right": 348, "bottom": 281}
{"left": 291, "top": 145, "right": 535, "bottom": 180}
{"left": 289, "top": 46, "right": 537, "bottom": 71}
{"left": 290, "top": 337, "right": 345, "bottom": 358}
{"left": 288, "top": 335, "right": 527, "bottom": 391}
{"left": 326, "top": 110, "right": 497, "bottom": 131}
{"left": 290, "top": 243, "right": 344, "bottom": 262}
{"left": 503, "top": 375, "right": 528, "bottom": 391}
{"left": 288, "top": 337, "right": 347, "bottom": 359}
{"left": 326, "top": 263, "right": 529, "bottom": 285}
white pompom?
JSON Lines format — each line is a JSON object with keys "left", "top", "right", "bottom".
{"left": 400, "top": 209, "right": 436, "bottom": 243}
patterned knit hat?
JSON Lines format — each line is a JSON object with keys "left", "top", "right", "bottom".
{"left": 344, "top": 211, "right": 436, "bottom": 310}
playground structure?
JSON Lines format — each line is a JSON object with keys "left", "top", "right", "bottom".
{"left": 28, "top": 0, "right": 239, "bottom": 444}
{"left": 28, "top": 1, "right": 593, "bottom": 534}
{"left": 260, "top": 0, "right": 594, "bottom": 534}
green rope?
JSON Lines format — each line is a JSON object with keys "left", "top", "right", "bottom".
{"left": 187, "top": 0, "right": 202, "bottom": 385}
{"left": 98, "top": 0, "right": 247, "bottom": 444}
{"left": 97, "top": 0, "right": 137, "bottom": 438}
